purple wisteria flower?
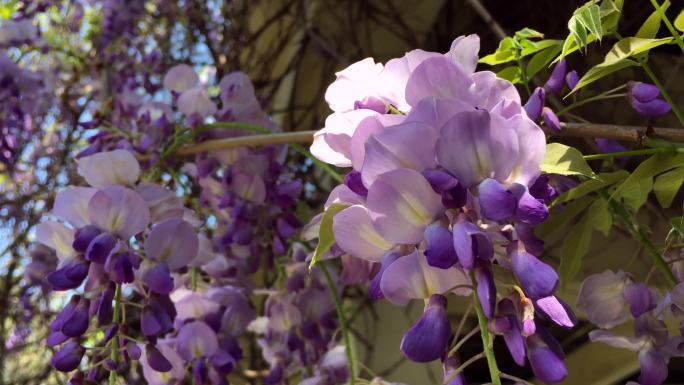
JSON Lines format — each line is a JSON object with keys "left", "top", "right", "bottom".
{"left": 626, "top": 81, "right": 671, "bottom": 116}
{"left": 311, "top": 34, "right": 573, "bottom": 383}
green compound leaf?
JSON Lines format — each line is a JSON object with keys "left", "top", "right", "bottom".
{"left": 654, "top": 166, "right": 684, "bottom": 208}
{"left": 309, "top": 203, "right": 350, "bottom": 268}
{"left": 674, "top": 9, "right": 684, "bottom": 32}
{"left": 553, "top": 170, "right": 629, "bottom": 205}
{"left": 637, "top": 1, "right": 670, "bottom": 38}
{"left": 541, "top": 143, "right": 597, "bottom": 179}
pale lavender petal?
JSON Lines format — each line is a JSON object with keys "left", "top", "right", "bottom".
{"left": 88, "top": 186, "right": 150, "bottom": 239}
{"left": 577, "top": 270, "right": 630, "bottom": 329}
{"left": 366, "top": 168, "right": 443, "bottom": 244}
{"left": 437, "top": 110, "right": 519, "bottom": 188}
{"left": 446, "top": 34, "right": 480, "bottom": 74}
{"left": 333, "top": 205, "right": 393, "bottom": 262}
{"left": 36, "top": 221, "right": 76, "bottom": 260}
{"left": 369, "top": 252, "right": 401, "bottom": 299}
{"left": 469, "top": 71, "right": 521, "bottom": 109}
{"left": 505, "top": 116, "right": 546, "bottom": 187}
{"left": 144, "top": 218, "right": 199, "bottom": 271}
{"left": 589, "top": 330, "right": 646, "bottom": 352}
{"left": 404, "top": 96, "right": 470, "bottom": 130}
{"left": 53, "top": 187, "right": 98, "bottom": 228}
{"left": 176, "top": 321, "right": 219, "bottom": 360}
{"left": 638, "top": 348, "right": 668, "bottom": 385}
{"left": 77, "top": 150, "right": 140, "bottom": 187}
{"left": 232, "top": 173, "right": 266, "bottom": 204}
{"left": 324, "top": 58, "right": 384, "bottom": 113}
{"left": 405, "top": 56, "right": 473, "bottom": 108}
{"left": 361, "top": 121, "right": 438, "bottom": 186}
{"left": 350, "top": 114, "right": 406, "bottom": 171}
{"left": 178, "top": 86, "right": 217, "bottom": 118}
{"left": 163, "top": 64, "right": 199, "bottom": 93}
{"left": 311, "top": 110, "right": 378, "bottom": 167}
{"left": 377, "top": 49, "right": 441, "bottom": 111}
{"left": 624, "top": 283, "right": 657, "bottom": 318}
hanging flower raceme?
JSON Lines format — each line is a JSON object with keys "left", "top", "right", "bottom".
{"left": 310, "top": 34, "right": 575, "bottom": 384}
{"left": 35, "top": 149, "right": 201, "bottom": 381}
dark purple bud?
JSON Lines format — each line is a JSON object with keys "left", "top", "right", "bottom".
{"left": 103, "top": 325, "right": 118, "bottom": 343}
{"left": 103, "top": 359, "right": 118, "bottom": 372}
{"left": 61, "top": 299, "right": 90, "bottom": 337}
{"left": 542, "top": 107, "right": 562, "bottom": 133}
{"left": 527, "top": 332, "right": 567, "bottom": 383}
{"left": 400, "top": 294, "right": 451, "bottom": 362}
{"left": 544, "top": 58, "right": 567, "bottom": 94}
{"left": 52, "top": 295, "right": 80, "bottom": 331}
{"left": 628, "top": 81, "right": 660, "bottom": 103}
{"left": 72, "top": 225, "right": 101, "bottom": 253}
{"left": 422, "top": 169, "right": 458, "bottom": 192}
{"left": 424, "top": 224, "right": 458, "bottom": 269}
{"left": 264, "top": 365, "right": 283, "bottom": 385}
{"left": 144, "top": 264, "right": 174, "bottom": 294}
{"left": 515, "top": 223, "right": 545, "bottom": 256}
{"left": 566, "top": 70, "right": 579, "bottom": 90}
{"left": 66, "top": 372, "right": 85, "bottom": 385}
{"left": 624, "top": 283, "right": 657, "bottom": 318}
{"left": 211, "top": 349, "right": 236, "bottom": 374}
{"left": 146, "top": 344, "right": 172, "bottom": 372}
{"left": 443, "top": 356, "right": 466, "bottom": 385}
{"left": 51, "top": 342, "right": 85, "bottom": 372}
{"left": 48, "top": 262, "right": 89, "bottom": 290}
{"left": 97, "top": 284, "right": 115, "bottom": 326}
{"left": 638, "top": 348, "right": 668, "bottom": 385}
{"left": 524, "top": 87, "right": 546, "bottom": 121}
{"left": 105, "top": 252, "right": 135, "bottom": 283}
{"left": 475, "top": 267, "right": 496, "bottom": 318}
{"left": 510, "top": 184, "right": 549, "bottom": 225}
{"left": 630, "top": 98, "right": 671, "bottom": 116}
{"left": 497, "top": 299, "right": 527, "bottom": 366}
{"left": 478, "top": 178, "right": 517, "bottom": 221}
{"left": 595, "top": 138, "right": 628, "bottom": 155}
{"left": 126, "top": 342, "right": 141, "bottom": 360}
{"left": 369, "top": 252, "right": 400, "bottom": 299}
{"left": 344, "top": 171, "right": 368, "bottom": 197}
{"left": 85, "top": 232, "right": 116, "bottom": 263}
{"left": 529, "top": 175, "right": 557, "bottom": 205}
{"left": 193, "top": 359, "right": 208, "bottom": 385}
{"left": 47, "top": 331, "right": 69, "bottom": 347}
{"left": 452, "top": 221, "right": 493, "bottom": 269}
{"left": 509, "top": 241, "right": 558, "bottom": 299}
{"left": 276, "top": 218, "right": 296, "bottom": 239}
{"left": 141, "top": 307, "right": 162, "bottom": 337}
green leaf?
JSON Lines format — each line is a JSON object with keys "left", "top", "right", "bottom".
{"left": 479, "top": 37, "right": 517, "bottom": 65}
{"left": 675, "top": 9, "right": 684, "bottom": 32}
{"left": 568, "top": 16, "right": 589, "bottom": 52}
{"left": 541, "top": 143, "right": 596, "bottom": 178}
{"left": 590, "top": 199, "right": 613, "bottom": 236}
{"left": 554, "top": 170, "right": 629, "bottom": 204}
{"left": 309, "top": 203, "right": 349, "bottom": 268}
{"left": 515, "top": 28, "right": 545, "bottom": 40}
{"left": 613, "top": 154, "right": 684, "bottom": 203}
{"left": 520, "top": 39, "right": 564, "bottom": 57}
{"left": 497, "top": 66, "right": 522, "bottom": 84}
{"left": 568, "top": 58, "right": 638, "bottom": 94}
{"left": 636, "top": 1, "right": 670, "bottom": 38}
{"left": 603, "top": 37, "right": 673, "bottom": 64}
{"left": 536, "top": 196, "right": 595, "bottom": 239}
{"left": 621, "top": 177, "right": 654, "bottom": 212}
{"left": 653, "top": 166, "right": 684, "bottom": 208}
{"left": 559, "top": 210, "right": 594, "bottom": 285}
{"left": 576, "top": 3, "right": 604, "bottom": 41}
{"left": 526, "top": 44, "right": 564, "bottom": 79}
{"left": 600, "top": 0, "right": 624, "bottom": 32}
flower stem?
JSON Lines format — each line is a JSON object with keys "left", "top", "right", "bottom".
{"left": 556, "top": 84, "right": 627, "bottom": 117}
{"left": 319, "top": 262, "right": 355, "bottom": 384}
{"left": 649, "top": 0, "right": 684, "bottom": 53}
{"left": 109, "top": 284, "right": 122, "bottom": 385}
{"left": 599, "top": 190, "right": 678, "bottom": 288}
{"left": 583, "top": 146, "right": 680, "bottom": 160}
{"left": 638, "top": 59, "right": 684, "bottom": 128}
{"left": 469, "top": 272, "right": 502, "bottom": 385}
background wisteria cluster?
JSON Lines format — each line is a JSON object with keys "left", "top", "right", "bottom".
{"left": 1, "top": 1, "right": 684, "bottom": 385}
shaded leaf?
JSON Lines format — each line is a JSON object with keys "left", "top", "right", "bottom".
{"left": 636, "top": 1, "right": 670, "bottom": 38}
{"left": 675, "top": 9, "right": 684, "bottom": 32}
{"left": 653, "top": 166, "right": 684, "bottom": 208}
{"left": 309, "top": 203, "right": 350, "bottom": 268}
{"left": 621, "top": 177, "right": 653, "bottom": 212}
{"left": 576, "top": 3, "right": 603, "bottom": 41}
{"left": 554, "top": 170, "right": 629, "bottom": 205}
{"left": 541, "top": 143, "right": 596, "bottom": 178}
{"left": 569, "top": 58, "right": 638, "bottom": 94}
{"left": 515, "top": 28, "right": 545, "bottom": 39}
{"left": 591, "top": 199, "right": 613, "bottom": 236}
{"left": 603, "top": 37, "right": 673, "bottom": 64}
{"left": 497, "top": 66, "right": 522, "bottom": 84}
{"left": 559, "top": 211, "right": 594, "bottom": 286}
{"left": 613, "top": 154, "right": 684, "bottom": 204}
{"left": 536, "top": 196, "right": 595, "bottom": 239}
{"left": 526, "top": 44, "right": 564, "bottom": 79}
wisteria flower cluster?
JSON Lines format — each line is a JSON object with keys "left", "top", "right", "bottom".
{"left": 311, "top": 34, "right": 576, "bottom": 383}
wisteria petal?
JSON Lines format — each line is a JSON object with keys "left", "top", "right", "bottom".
{"left": 400, "top": 294, "right": 450, "bottom": 362}
{"left": 369, "top": 252, "right": 401, "bottom": 299}
{"left": 588, "top": 330, "right": 646, "bottom": 351}
{"left": 349, "top": 114, "right": 405, "bottom": 171}
{"left": 527, "top": 333, "right": 567, "bottom": 383}
{"left": 405, "top": 56, "right": 473, "bottom": 108}
{"left": 176, "top": 321, "right": 219, "bottom": 360}
{"left": 475, "top": 267, "right": 496, "bottom": 318}
{"left": 36, "top": 221, "right": 76, "bottom": 260}
{"left": 452, "top": 221, "right": 493, "bottom": 269}
{"left": 624, "top": 283, "right": 657, "bottom": 318}
{"left": 511, "top": 184, "right": 548, "bottom": 225}
{"left": 424, "top": 224, "right": 458, "bottom": 269}
{"left": 536, "top": 296, "right": 576, "bottom": 328}
{"left": 324, "top": 58, "right": 384, "bottom": 113}
{"left": 361, "top": 121, "right": 438, "bottom": 187}
{"left": 509, "top": 241, "right": 558, "bottom": 299}
{"left": 477, "top": 178, "right": 517, "bottom": 221}
{"left": 446, "top": 34, "right": 480, "bottom": 74}
{"left": 144, "top": 218, "right": 199, "bottom": 271}
{"left": 638, "top": 348, "right": 668, "bottom": 385}
{"left": 77, "top": 150, "right": 140, "bottom": 187}
{"left": 177, "top": 86, "right": 217, "bottom": 118}
{"left": 232, "top": 173, "right": 266, "bottom": 204}
{"left": 311, "top": 110, "right": 378, "bottom": 167}
{"left": 437, "top": 110, "right": 519, "bottom": 188}
{"left": 53, "top": 187, "right": 98, "bottom": 227}
{"left": 366, "top": 168, "right": 443, "bottom": 244}
{"left": 163, "top": 64, "right": 199, "bottom": 93}
{"left": 333, "top": 205, "right": 393, "bottom": 262}
{"left": 577, "top": 270, "right": 630, "bottom": 329}
{"left": 88, "top": 186, "right": 150, "bottom": 239}
{"left": 524, "top": 87, "right": 545, "bottom": 121}
{"left": 377, "top": 49, "right": 441, "bottom": 111}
